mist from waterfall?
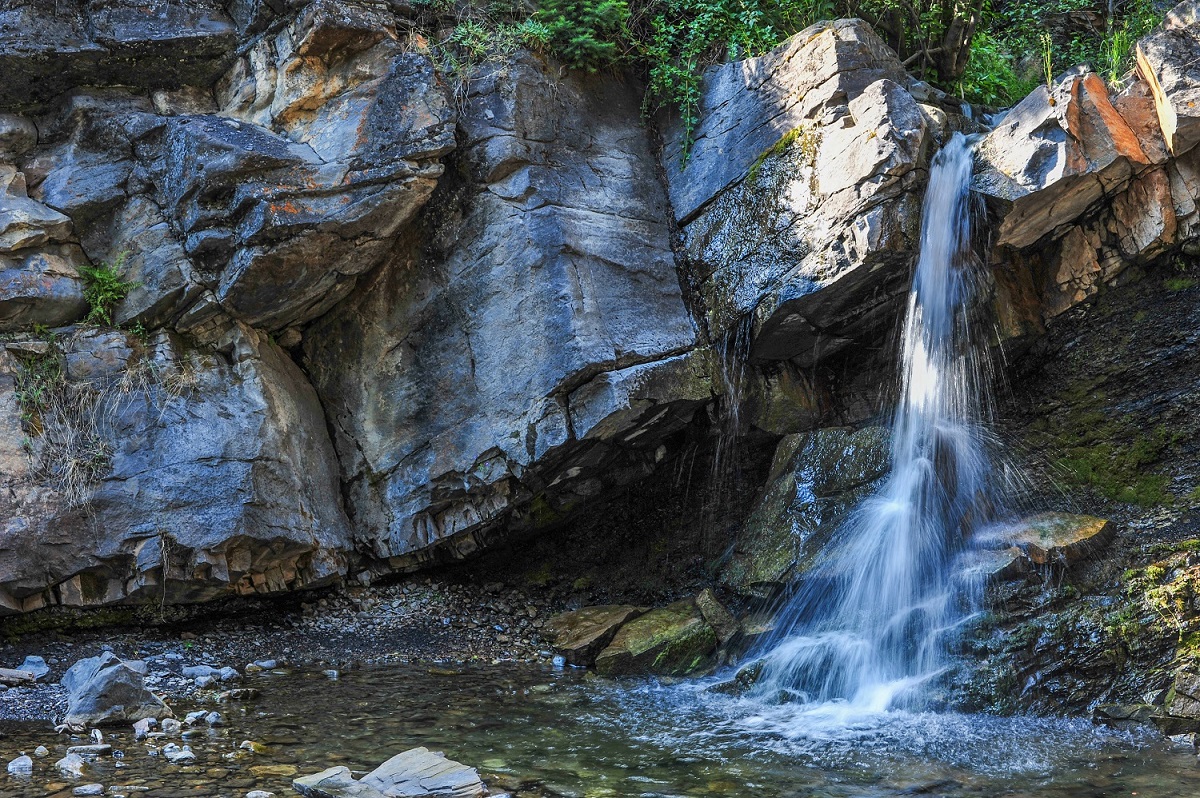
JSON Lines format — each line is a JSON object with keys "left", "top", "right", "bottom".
{"left": 748, "top": 133, "right": 1004, "bottom": 715}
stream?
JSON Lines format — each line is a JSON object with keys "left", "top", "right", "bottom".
{"left": 3, "top": 664, "right": 1199, "bottom": 797}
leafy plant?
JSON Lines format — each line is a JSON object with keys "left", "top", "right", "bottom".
{"left": 78, "top": 254, "right": 137, "bottom": 326}
{"left": 535, "top": 0, "right": 630, "bottom": 71}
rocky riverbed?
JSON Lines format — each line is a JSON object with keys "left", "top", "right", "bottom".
{"left": 0, "top": 575, "right": 577, "bottom": 724}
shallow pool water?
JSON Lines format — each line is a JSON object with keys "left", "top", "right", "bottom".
{"left": 2, "top": 664, "right": 1198, "bottom": 797}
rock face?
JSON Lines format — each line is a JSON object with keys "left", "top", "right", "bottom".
{"left": 977, "top": 1, "right": 1200, "bottom": 329}
{"left": 0, "top": 325, "right": 351, "bottom": 611}
{"left": 62, "top": 652, "right": 171, "bottom": 727}
{"left": 720, "top": 426, "right": 891, "bottom": 597}
{"left": 303, "top": 53, "right": 705, "bottom": 567}
{"left": 661, "top": 19, "right": 952, "bottom": 365}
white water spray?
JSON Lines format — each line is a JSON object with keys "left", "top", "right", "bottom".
{"left": 750, "top": 134, "right": 999, "bottom": 712}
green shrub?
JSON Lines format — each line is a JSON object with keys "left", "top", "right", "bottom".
{"left": 535, "top": 0, "right": 631, "bottom": 71}
{"left": 78, "top": 254, "right": 137, "bottom": 326}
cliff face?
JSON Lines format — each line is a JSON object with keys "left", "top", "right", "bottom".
{"left": 2, "top": 0, "right": 1200, "bottom": 666}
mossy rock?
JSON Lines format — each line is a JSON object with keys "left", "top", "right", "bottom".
{"left": 720, "top": 426, "right": 890, "bottom": 597}
{"left": 594, "top": 599, "right": 718, "bottom": 677}
{"left": 545, "top": 604, "right": 646, "bottom": 667}
{"left": 1002, "top": 512, "right": 1113, "bottom": 565}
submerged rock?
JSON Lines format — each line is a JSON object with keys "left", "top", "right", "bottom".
{"left": 62, "top": 652, "right": 172, "bottom": 727}
{"left": 546, "top": 605, "right": 646, "bottom": 667}
{"left": 594, "top": 599, "right": 718, "bottom": 677}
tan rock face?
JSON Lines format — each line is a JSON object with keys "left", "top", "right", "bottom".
{"left": 594, "top": 599, "right": 718, "bottom": 677}
{"left": 979, "top": 512, "right": 1114, "bottom": 568}
{"left": 1137, "top": 0, "right": 1200, "bottom": 157}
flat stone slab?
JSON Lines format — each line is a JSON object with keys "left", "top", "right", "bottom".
{"left": 295, "top": 748, "right": 484, "bottom": 798}
{"left": 595, "top": 599, "right": 718, "bottom": 677}
{"left": 546, "top": 605, "right": 646, "bottom": 667}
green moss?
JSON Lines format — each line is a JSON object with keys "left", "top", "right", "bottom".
{"left": 746, "top": 126, "right": 819, "bottom": 187}
{"left": 1164, "top": 277, "right": 1197, "bottom": 292}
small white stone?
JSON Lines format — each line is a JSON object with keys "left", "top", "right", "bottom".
{"left": 7, "top": 754, "right": 32, "bottom": 775}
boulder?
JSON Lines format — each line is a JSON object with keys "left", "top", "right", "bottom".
{"left": 361, "top": 748, "right": 484, "bottom": 798}
{"left": 662, "top": 20, "right": 941, "bottom": 363}
{"left": 1136, "top": 1, "right": 1200, "bottom": 157}
{"left": 997, "top": 512, "right": 1113, "bottom": 566}
{"left": 720, "top": 426, "right": 890, "bottom": 597}
{"left": 594, "top": 599, "right": 718, "bottom": 677}
{"left": 294, "top": 748, "right": 484, "bottom": 798}
{"left": 18, "top": 655, "right": 50, "bottom": 679}
{"left": 546, "top": 605, "right": 646, "bottom": 667}
{"left": 694, "top": 588, "right": 740, "bottom": 644}
{"left": 303, "top": 52, "right": 702, "bottom": 566}
{"left": 62, "top": 652, "right": 172, "bottom": 727}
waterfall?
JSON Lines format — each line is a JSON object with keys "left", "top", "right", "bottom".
{"left": 749, "top": 134, "right": 998, "bottom": 712}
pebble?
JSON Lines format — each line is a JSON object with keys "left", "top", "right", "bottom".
{"left": 184, "top": 710, "right": 208, "bottom": 726}
{"left": 162, "top": 743, "right": 196, "bottom": 764}
{"left": 73, "top": 785, "right": 104, "bottom": 796}
{"left": 34, "top": 746, "right": 49, "bottom": 757}
{"left": 161, "top": 718, "right": 182, "bottom": 735}
{"left": 324, "top": 669, "right": 340, "bottom": 680}
{"left": 7, "top": 754, "right": 32, "bottom": 775}
{"left": 239, "top": 740, "right": 269, "bottom": 754}
{"left": 246, "top": 791, "right": 277, "bottom": 798}
{"left": 205, "top": 711, "right": 224, "bottom": 726}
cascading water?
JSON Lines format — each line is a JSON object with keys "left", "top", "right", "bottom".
{"left": 749, "top": 133, "right": 1002, "bottom": 713}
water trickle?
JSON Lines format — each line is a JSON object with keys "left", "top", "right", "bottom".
{"left": 750, "top": 133, "right": 1003, "bottom": 713}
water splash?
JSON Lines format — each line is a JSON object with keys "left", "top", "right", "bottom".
{"left": 749, "top": 134, "right": 1003, "bottom": 713}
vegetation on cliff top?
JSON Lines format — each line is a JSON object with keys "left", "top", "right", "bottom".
{"left": 432, "top": 0, "right": 1164, "bottom": 158}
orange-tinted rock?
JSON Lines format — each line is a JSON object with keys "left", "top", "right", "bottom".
{"left": 1109, "top": 167, "right": 1177, "bottom": 259}
{"left": 1114, "top": 79, "right": 1172, "bottom": 165}
{"left": 1136, "top": 1, "right": 1200, "bottom": 157}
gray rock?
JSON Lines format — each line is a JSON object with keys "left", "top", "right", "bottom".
{"left": 662, "top": 21, "right": 934, "bottom": 362}
{"left": 0, "top": 324, "right": 353, "bottom": 612}
{"left": 18, "top": 654, "right": 50, "bottom": 679}
{"left": 62, "top": 652, "right": 172, "bottom": 727}
{"left": 304, "top": 52, "right": 700, "bottom": 567}
{"left": 55, "top": 752, "right": 88, "bottom": 777}
{"left": 160, "top": 718, "right": 182, "bottom": 735}
{"left": 0, "top": 113, "right": 37, "bottom": 160}
{"left": 162, "top": 743, "right": 195, "bottom": 763}
{"left": 72, "top": 784, "right": 104, "bottom": 796}
{"left": 294, "top": 766, "right": 386, "bottom": 798}
{"left": 6, "top": 754, "right": 32, "bottom": 775}
{"left": 65, "top": 744, "right": 112, "bottom": 760}
{"left": 361, "top": 747, "right": 485, "bottom": 798}
{"left": 0, "top": 0, "right": 236, "bottom": 115}
{"left": 33, "top": 746, "right": 48, "bottom": 757}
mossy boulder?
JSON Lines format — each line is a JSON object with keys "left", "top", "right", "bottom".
{"left": 720, "top": 426, "right": 890, "bottom": 598}
{"left": 594, "top": 599, "right": 718, "bottom": 677}
{"left": 545, "top": 605, "right": 646, "bottom": 667}
{"left": 996, "top": 512, "right": 1114, "bottom": 566}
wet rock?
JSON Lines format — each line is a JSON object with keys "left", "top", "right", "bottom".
{"left": 990, "top": 512, "right": 1114, "bottom": 566}
{"left": 6, "top": 753, "right": 32, "bottom": 775}
{"left": 594, "top": 599, "right": 718, "bottom": 677}
{"left": 294, "top": 766, "right": 386, "bottom": 798}
{"left": 546, "top": 605, "right": 646, "bottom": 667}
{"left": 721, "top": 426, "right": 890, "bottom": 597}
{"left": 34, "top": 746, "right": 48, "bottom": 757}
{"left": 694, "top": 589, "right": 739, "bottom": 644}
{"left": 162, "top": 743, "right": 196, "bottom": 763}
{"left": 62, "top": 652, "right": 171, "bottom": 727}
{"left": 65, "top": 744, "right": 112, "bottom": 760}
{"left": 160, "top": 718, "right": 182, "bottom": 735}
{"left": 1136, "top": 1, "right": 1200, "bottom": 156}
{"left": 55, "top": 752, "right": 88, "bottom": 777}
{"left": 73, "top": 785, "right": 103, "bottom": 796}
